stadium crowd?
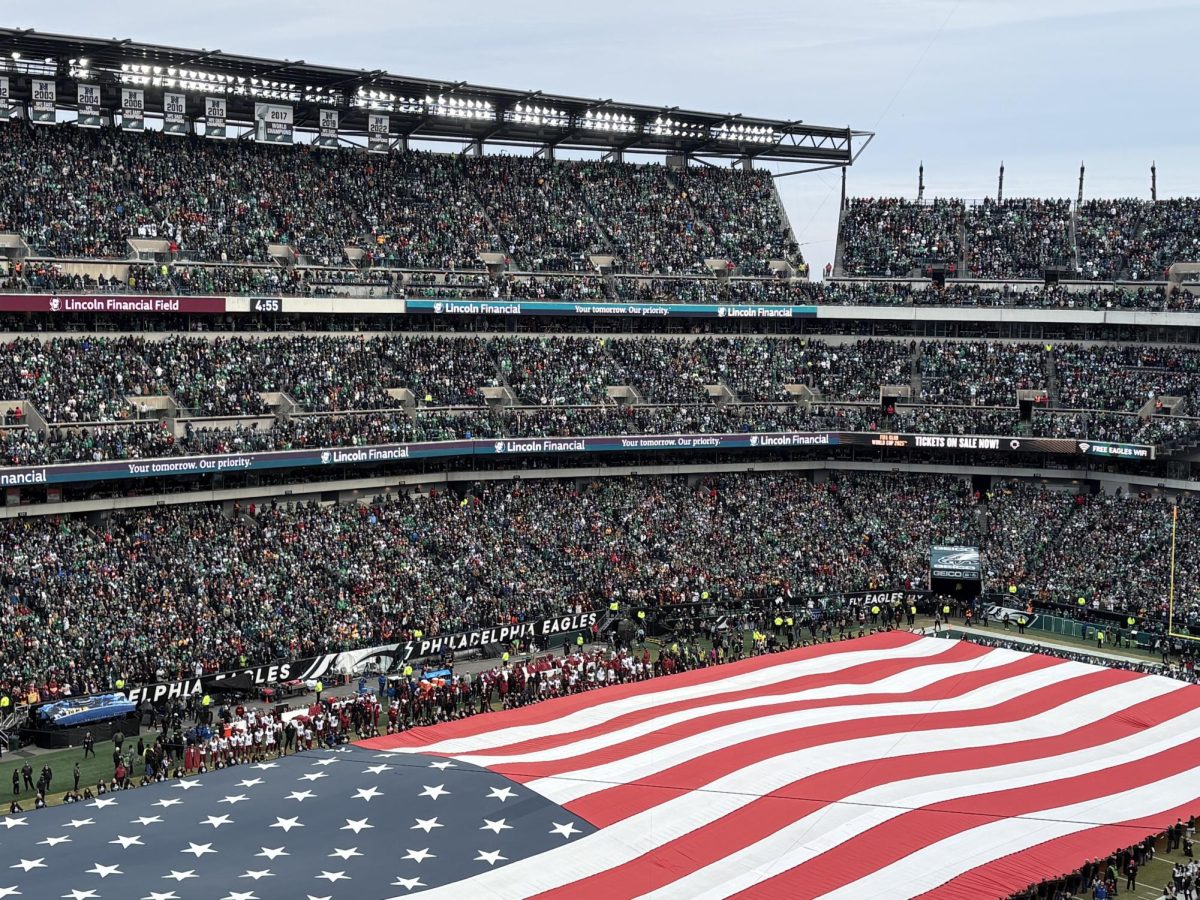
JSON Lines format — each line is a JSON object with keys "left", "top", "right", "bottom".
{"left": 0, "top": 332, "right": 1194, "bottom": 463}
{"left": 841, "top": 195, "right": 1200, "bottom": 282}
{"left": 837, "top": 198, "right": 963, "bottom": 277}
{"left": 1, "top": 472, "right": 1197, "bottom": 708}
{"left": 0, "top": 122, "right": 799, "bottom": 276}
{"left": 965, "top": 199, "right": 1074, "bottom": 278}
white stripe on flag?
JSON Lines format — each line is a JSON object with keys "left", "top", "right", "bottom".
{"left": 406, "top": 669, "right": 1178, "bottom": 900}
{"left": 530, "top": 658, "right": 1095, "bottom": 805}
{"left": 405, "top": 637, "right": 957, "bottom": 755}
{"left": 647, "top": 686, "right": 1200, "bottom": 899}
{"left": 458, "top": 646, "right": 1027, "bottom": 768}
{"left": 817, "top": 758, "right": 1200, "bottom": 899}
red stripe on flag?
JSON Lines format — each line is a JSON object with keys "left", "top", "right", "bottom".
{"left": 480, "top": 639, "right": 991, "bottom": 767}
{"left": 562, "top": 653, "right": 1103, "bottom": 828}
{"left": 734, "top": 734, "right": 1200, "bottom": 898}
{"left": 357, "top": 630, "right": 924, "bottom": 752}
{"left": 916, "top": 796, "right": 1200, "bottom": 900}
{"left": 534, "top": 670, "right": 1191, "bottom": 900}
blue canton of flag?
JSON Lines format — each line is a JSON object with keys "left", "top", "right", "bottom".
{"left": 0, "top": 745, "right": 592, "bottom": 899}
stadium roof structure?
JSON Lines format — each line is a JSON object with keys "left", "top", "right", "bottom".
{"left": 0, "top": 27, "right": 871, "bottom": 170}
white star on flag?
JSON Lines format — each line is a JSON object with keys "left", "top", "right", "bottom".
{"left": 401, "top": 847, "right": 435, "bottom": 863}
{"left": 141, "top": 893, "right": 179, "bottom": 900}
{"left": 412, "top": 817, "right": 442, "bottom": 833}
{"left": 109, "top": 835, "right": 144, "bottom": 849}
{"left": 132, "top": 816, "right": 163, "bottom": 826}
{"left": 428, "top": 760, "right": 456, "bottom": 770}
{"left": 550, "top": 821, "right": 581, "bottom": 839}
{"left": 341, "top": 817, "right": 373, "bottom": 834}
{"left": 62, "top": 891, "right": 99, "bottom": 900}
{"left": 88, "top": 797, "right": 118, "bottom": 809}
{"left": 352, "top": 785, "right": 383, "bottom": 802}
{"left": 39, "top": 836, "right": 71, "bottom": 847}
{"left": 220, "top": 794, "right": 249, "bottom": 805}
{"left": 0, "top": 818, "right": 27, "bottom": 829}
{"left": 363, "top": 764, "right": 393, "bottom": 774}
{"left": 152, "top": 798, "right": 182, "bottom": 809}
{"left": 10, "top": 859, "right": 46, "bottom": 872}
{"left": 486, "top": 786, "right": 516, "bottom": 802}
{"left": 174, "top": 780, "right": 202, "bottom": 791}
{"left": 329, "top": 848, "right": 363, "bottom": 861}
{"left": 270, "top": 817, "right": 304, "bottom": 833}
{"left": 481, "top": 818, "right": 512, "bottom": 834}
{"left": 256, "top": 847, "right": 289, "bottom": 860}
{"left": 162, "top": 870, "right": 198, "bottom": 882}
{"left": 181, "top": 842, "right": 216, "bottom": 858}
{"left": 390, "top": 876, "right": 426, "bottom": 891}
{"left": 237, "top": 778, "right": 265, "bottom": 788}
{"left": 85, "top": 863, "right": 122, "bottom": 878}
{"left": 239, "top": 870, "right": 275, "bottom": 880}
{"left": 286, "top": 790, "right": 317, "bottom": 802}
{"left": 201, "top": 814, "right": 234, "bottom": 828}
{"left": 418, "top": 784, "right": 449, "bottom": 800}
{"left": 315, "top": 871, "right": 350, "bottom": 883}
{"left": 475, "top": 849, "right": 508, "bottom": 866}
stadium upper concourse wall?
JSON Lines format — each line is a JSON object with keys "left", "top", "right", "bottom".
{"left": 5, "top": 291, "right": 1200, "bottom": 329}
{"left": 1, "top": 458, "right": 1189, "bottom": 523}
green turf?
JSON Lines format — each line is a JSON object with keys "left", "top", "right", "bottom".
{"left": 4, "top": 739, "right": 125, "bottom": 809}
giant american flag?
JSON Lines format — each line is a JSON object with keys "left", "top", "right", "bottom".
{"left": 5, "top": 631, "right": 1200, "bottom": 899}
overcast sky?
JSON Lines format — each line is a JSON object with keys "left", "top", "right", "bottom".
{"left": 15, "top": 0, "right": 1200, "bottom": 270}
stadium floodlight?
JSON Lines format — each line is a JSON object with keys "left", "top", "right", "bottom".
{"left": 506, "top": 102, "right": 570, "bottom": 128}
{"left": 426, "top": 93, "right": 494, "bottom": 121}
{"left": 711, "top": 122, "right": 782, "bottom": 145}
{"left": 579, "top": 110, "right": 638, "bottom": 134}
{"left": 10, "top": 52, "right": 19, "bottom": 60}
{"left": 648, "top": 116, "right": 706, "bottom": 140}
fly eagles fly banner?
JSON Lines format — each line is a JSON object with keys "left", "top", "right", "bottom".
{"left": 401, "top": 613, "right": 600, "bottom": 661}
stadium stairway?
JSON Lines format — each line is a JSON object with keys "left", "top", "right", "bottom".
{"left": 1069, "top": 203, "right": 1082, "bottom": 274}
{"left": 832, "top": 205, "right": 847, "bottom": 276}
{"left": 1044, "top": 348, "right": 1062, "bottom": 407}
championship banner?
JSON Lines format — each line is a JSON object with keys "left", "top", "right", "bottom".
{"left": 367, "top": 113, "right": 390, "bottom": 153}
{"left": 163, "top": 91, "right": 187, "bottom": 135}
{"left": 254, "top": 102, "right": 293, "bottom": 144}
{"left": 76, "top": 83, "right": 102, "bottom": 128}
{"left": 0, "top": 77, "right": 9, "bottom": 122}
{"left": 30, "top": 78, "right": 56, "bottom": 124}
{"left": 316, "top": 107, "right": 338, "bottom": 149}
{"left": 204, "top": 96, "right": 227, "bottom": 139}
{"left": 120, "top": 87, "right": 145, "bottom": 131}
